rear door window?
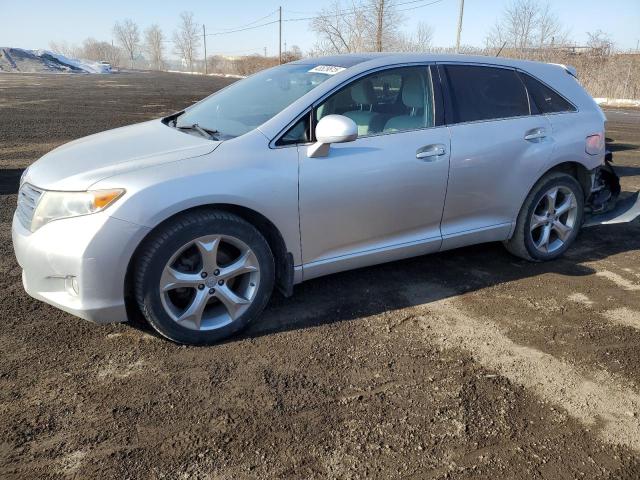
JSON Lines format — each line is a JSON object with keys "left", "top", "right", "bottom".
{"left": 520, "top": 73, "right": 576, "bottom": 114}
{"left": 443, "top": 65, "right": 530, "bottom": 123}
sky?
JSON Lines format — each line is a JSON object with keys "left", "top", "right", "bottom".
{"left": 1, "top": 0, "right": 639, "bottom": 57}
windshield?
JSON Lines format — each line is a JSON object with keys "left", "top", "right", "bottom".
{"left": 176, "top": 64, "right": 339, "bottom": 138}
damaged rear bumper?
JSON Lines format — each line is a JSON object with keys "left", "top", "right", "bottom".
{"left": 584, "top": 150, "right": 640, "bottom": 227}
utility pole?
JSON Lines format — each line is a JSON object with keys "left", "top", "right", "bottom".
{"left": 455, "top": 0, "right": 464, "bottom": 53}
{"left": 203, "top": 25, "right": 208, "bottom": 74}
{"left": 376, "top": 0, "right": 385, "bottom": 52}
{"left": 264, "top": 46, "right": 267, "bottom": 57}
{"left": 278, "top": 6, "right": 282, "bottom": 64}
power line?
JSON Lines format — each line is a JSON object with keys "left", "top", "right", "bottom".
{"left": 234, "top": 9, "right": 279, "bottom": 28}
{"left": 162, "top": 0, "right": 447, "bottom": 41}
{"left": 285, "top": 9, "right": 317, "bottom": 15}
{"left": 283, "top": 0, "right": 447, "bottom": 22}
{"left": 204, "top": 20, "right": 279, "bottom": 37}
{"left": 207, "top": 9, "right": 279, "bottom": 34}
{"left": 396, "top": 0, "right": 447, "bottom": 13}
{"left": 159, "top": 19, "right": 278, "bottom": 43}
{"left": 392, "top": 0, "right": 444, "bottom": 8}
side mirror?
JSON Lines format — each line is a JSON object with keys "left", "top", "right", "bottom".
{"left": 307, "top": 114, "right": 358, "bottom": 158}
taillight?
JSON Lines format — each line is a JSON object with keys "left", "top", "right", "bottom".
{"left": 586, "top": 133, "right": 604, "bottom": 155}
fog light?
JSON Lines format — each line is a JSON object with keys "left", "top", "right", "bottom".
{"left": 65, "top": 275, "right": 79, "bottom": 296}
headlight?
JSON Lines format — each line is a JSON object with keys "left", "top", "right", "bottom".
{"left": 31, "top": 189, "right": 125, "bottom": 232}
{"left": 20, "top": 167, "right": 29, "bottom": 186}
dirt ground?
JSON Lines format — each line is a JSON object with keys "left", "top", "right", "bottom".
{"left": 1, "top": 71, "right": 640, "bottom": 479}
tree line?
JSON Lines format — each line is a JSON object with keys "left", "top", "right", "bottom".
{"left": 49, "top": 10, "right": 304, "bottom": 74}
{"left": 50, "top": 11, "right": 204, "bottom": 71}
{"left": 48, "top": 0, "right": 623, "bottom": 78}
{"left": 312, "top": 0, "right": 616, "bottom": 54}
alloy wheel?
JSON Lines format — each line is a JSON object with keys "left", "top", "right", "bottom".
{"left": 529, "top": 186, "right": 578, "bottom": 254}
{"left": 159, "top": 235, "right": 260, "bottom": 331}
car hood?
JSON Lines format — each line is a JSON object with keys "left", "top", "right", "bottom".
{"left": 24, "top": 119, "right": 221, "bottom": 190}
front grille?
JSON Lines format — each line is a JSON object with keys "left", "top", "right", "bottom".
{"left": 16, "top": 183, "right": 43, "bottom": 230}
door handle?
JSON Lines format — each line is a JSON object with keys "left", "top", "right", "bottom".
{"left": 416, "top": 144, "right": 446, "bottom": 160}
{"left": 524, "top": 127, "right": 547, "bottom": 141}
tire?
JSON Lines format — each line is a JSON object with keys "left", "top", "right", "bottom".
{"left": 134, "top": 210, "right": 274, "bottom": 345}
{"left": 504, "top": 172, "right": 584, "bottom": 261}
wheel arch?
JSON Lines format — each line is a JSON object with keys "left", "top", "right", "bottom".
{"left": 508, "top": 160, "right": 593, "bottom": 240}
{"left": 124, "top": 203, "right": 294, "bottom": 323}
{"left": 541, "top": 161, "right": 592, "bottom": 200}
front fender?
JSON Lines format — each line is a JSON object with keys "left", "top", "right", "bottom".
{"left": 94, "top": 131, "right": 302, "bottom": 265}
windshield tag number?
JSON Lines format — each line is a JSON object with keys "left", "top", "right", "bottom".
{"left": 308, "top": 65, "right": 346, "bottom": 75}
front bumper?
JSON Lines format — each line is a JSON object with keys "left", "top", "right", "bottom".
{"left": 12, "top": 212, "right": 150, "bottom": 324}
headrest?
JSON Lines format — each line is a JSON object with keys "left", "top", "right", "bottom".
{"left": 402, "top": 75, "right": 424, "bottom": 109}
{"left": 351, "top": 79, "right": 376, "bottom": 105}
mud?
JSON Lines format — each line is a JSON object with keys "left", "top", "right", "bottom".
{"left": 1, "top": 72, "right": 640, "bottom": 479}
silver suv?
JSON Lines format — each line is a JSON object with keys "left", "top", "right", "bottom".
{"left": 12, "top": 54, "right": 636, "bottom": 344}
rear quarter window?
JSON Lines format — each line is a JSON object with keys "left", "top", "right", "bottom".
{"left": 520, "top": 72, "right": 576, "bottom": 114}
{"left": 444, "top": 65, "right": 530, "bottom": 123}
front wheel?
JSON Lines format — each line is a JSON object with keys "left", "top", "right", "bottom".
{"left": 504, "top": 172, "right": 584, "bottom": 261}
{"left": 134, "top": 210, "right": 274, "bottom": 345}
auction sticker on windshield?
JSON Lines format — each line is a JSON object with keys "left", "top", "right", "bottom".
{"left": 308, "top": 65, "right": 346, "bottom": 75}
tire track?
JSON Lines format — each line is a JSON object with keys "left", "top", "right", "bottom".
{"left": 403, "top": 284, "right": 640, "bottom": 451}
{"left": 603, "top": 307, "right": 640, "bottom": 331}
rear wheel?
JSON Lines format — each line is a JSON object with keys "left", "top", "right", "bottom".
{"left": 134, "top": 210, "right": 274, "bottom": 345}
{"left": 504, "top": 172, "right": 584, "bottom": 261}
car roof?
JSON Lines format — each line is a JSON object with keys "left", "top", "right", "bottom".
{"left": 290, "top": 52, "right": 572, "bottom": 75}
{"left": 289, "top": 53, "right": 389, "bottom": 68}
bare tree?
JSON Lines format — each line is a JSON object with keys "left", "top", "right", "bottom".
{"left": 365, "top": 0, "right": 403, "bottom": 52}
{"left": 145, "top": 24, "right": 165, "bottom": 70}
{"left": 536, "top": 3, "right": 567, "bottom": 47}
{"left": 81, "top": 38, "right": 122, "bottom": 66}
{"left": 486, "top": 0, "right": 567, "bottom": 50}
{"left": 586, "top": 30, "right": 614, "bottom": 56}
{"left": 415, "top": 22, "right": 435, "bottom": 50}
{"left": 48, "top": 40, "right": 82, "bottom": 58}
{"left": 392, "top": 21, "right": 434, "bottom": 52}
{"left": 207, "top": 55, "right": 224, "bottom": 74}
{"left": 49, "top": 39, "right": 122, "bottom": 66}
{"left": 281, "top": 45, "right": 303, "bottom": 63}
{"left": 311, "top": 0, "right": 428, "bottom": 54}
{"left": 233, "top": 55, "right": 279, "bottom": 76}
{"left": 311, "top": 1, "right": 368, "bottom": 54}
{"left": 173, "top": 11, "right": 200, "bottom": 72}
{"left": 113, "top": 19, "right": 140, "bottom": 68}
{"left": 101, "top": 44, "right": 123, "bottom": 67}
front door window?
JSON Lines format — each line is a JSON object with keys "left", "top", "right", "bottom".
{"left": 315, "top": 66, "right": 435, "bottom": 137}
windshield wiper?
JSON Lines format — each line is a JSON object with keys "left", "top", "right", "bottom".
{"left": 177, "top": 123, "right": 219, "bottom": 140}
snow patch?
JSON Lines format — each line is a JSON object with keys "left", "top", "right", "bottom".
{"left": 0, "top": 47, "right": 111, "bottom": 74}
{"left": 594, "top": 98, "right": 640, "bottom": 108}
{"left": 34, "top": 49, "right": 111, "bottom": 74}
{"left": 167, "top": 70, "right": 246, "bottom": 79}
